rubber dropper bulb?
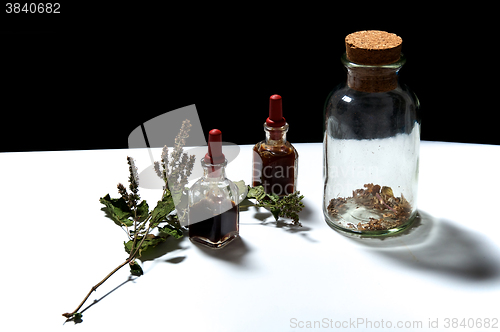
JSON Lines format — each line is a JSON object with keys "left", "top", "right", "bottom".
{"left": 266, "top": 94, "right": 286, "bottom": 127}
{"left": 205, "top": 129, "right": 225, "bottom": 164}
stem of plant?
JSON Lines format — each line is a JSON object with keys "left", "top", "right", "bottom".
{"left": 62, "top": 222, "right": 153, "bottom": 319}
{"left": 62, "top": 257, "right": 133, "bottom": 319}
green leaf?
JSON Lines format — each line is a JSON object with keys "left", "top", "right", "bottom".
{"left": 64, "top": 312, "right": 83, "bottom": 324}
{"left": 158, "top": 224, "right": 183, "bottom": 239}
{"left": 246, "top": 185, "right": 267, "bottom": 201}
{"left": 124, "top": 235, "right": 168, "bottom": 257}
{"left": 237, "top": 197, "right": 256, "bottom": 208}
{"left": 270, "top": 207, "right": 281, "bottom": 221}
{"left": 172, "top": 188, "right": 188, "bottom": 215}
{"left": 136, "top": 200, "right": 150, "bottom": 222}
{"left": 245, "top": 185, "right": 305, "bottom": 226}
{"left": 124, "top": 240, "right": 134, "bottom": 254}
{"left": 99, "top": 194, "right": 133, "bottom": 227}
{"left": 234, "top": 180, "right": 248, "bottom": 202}
{"left": 129, "top": 261, "right": 143, "bottom": 276}
{"left": 151, "top": 194, "right": 176, "bottom": 227}
{"left": 268, "top": 193, "right": 280, "bottom": 202}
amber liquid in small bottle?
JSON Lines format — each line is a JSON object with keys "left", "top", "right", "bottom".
{"left": 253, "top": 143, "right": 297, "bottom": 196}
{"left": 188, "top": 198, "right": 239, "bottom": 248}
{"left": 252, "top": 94, "right": 298, "bottom": 196}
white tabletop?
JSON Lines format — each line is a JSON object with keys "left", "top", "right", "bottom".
{"left": 2, "top": 141, "right": 500, "bottom": 331}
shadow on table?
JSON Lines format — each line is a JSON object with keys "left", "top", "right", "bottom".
{"left": 194, "top": 199, "right": 318, "bottom": 262}
{"left": 193, "top": 236, "right": 251, "bottom": 266}
{"left": 346, "top": 210, "right": 500, "bottom": 282}
{"left": 139, "top": 235, "right": 189, "bottom": 263}
{"left": 79, "top": 276, "right": 138, "bottom": 315}
{"left": 64, "top": 236, "right": 189, "bottom": 324}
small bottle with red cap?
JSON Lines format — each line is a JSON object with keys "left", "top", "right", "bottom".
{"left": 252, "top": 94, "right": 298, "bottom": 196}
{"left": 188, "top": 129, "right": 239, "bottom": 249}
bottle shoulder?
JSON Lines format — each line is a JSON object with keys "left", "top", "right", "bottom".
{"left": 325, "top": 81, "right": 419, "bottom": 120}
{"left": 324, "top": 81, "right": 420, "bottom": 139}
{"left": 191, "top": 175, "right": 235, "bottom": 188}
{"left": 254, "top": 140, "right": 297, "bottom": 157}
{"left": 189, "top": 176, "right": 239, "bottom": 203}
{"left": 326, "top": 82, "right": 417, "bottom": 105}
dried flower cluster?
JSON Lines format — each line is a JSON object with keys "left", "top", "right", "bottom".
{"left": 63, "top": 118, "right": 306, "bottom": 324}
{"left": 154, "top": 120, "right": 196, "bottom": 195}
{"left": 63, "top": 119, "right": 195, "bottom": 324}
{"left": 327, "top": 183, "right": 412, "bottom": 231}
{"left": 117, "top": 157, "right": 141, "bottom": 212}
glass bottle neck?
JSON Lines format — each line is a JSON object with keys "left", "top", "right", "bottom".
{"left": 342, "top": 53, "right": 405, "bottom": 93}
{"left": 201, "top": 159, "right": 227, "bottom": 179}
{"left": 264, "top": 123, "right": 289, "bottom": 144}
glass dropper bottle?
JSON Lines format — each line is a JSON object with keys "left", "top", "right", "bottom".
{"left": 188, "top": 129, "right": 240, "bottom": 249}
{"left": 252, "top": 94, "right": 298, "bottom": 196}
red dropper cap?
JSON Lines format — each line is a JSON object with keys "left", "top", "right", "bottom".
{"left": 205, "top": 129, "right": 225, "bottom": 164}
{"left": 266, "top": 94, "right": 286, "bottom": 127}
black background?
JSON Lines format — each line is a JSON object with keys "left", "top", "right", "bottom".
{"left": 1, "top": 4, "right": 497, "bottom": 152}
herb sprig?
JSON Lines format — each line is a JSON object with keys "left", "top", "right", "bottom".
{"left": 62, "top": 120, "right": 194, "bottom": 323}
{"left": 62, "top": 121, "right": 306, "bottom": 323}
{"left": 242, "top": 184, "right": 305, "bottom": 226}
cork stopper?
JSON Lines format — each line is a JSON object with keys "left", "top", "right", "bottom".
{"left": 345, "top": 30, "right": 402, "bottom": 65}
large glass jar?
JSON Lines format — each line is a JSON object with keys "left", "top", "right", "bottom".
{"left": 323, "top": 45, "right": 420, "bottom": 236}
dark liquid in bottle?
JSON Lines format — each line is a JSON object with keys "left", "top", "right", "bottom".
{"left": 252, "top": 143, "right": 297, "bottom": 196}
{"left": 188, "top": 198, "right": 239, "bottom": 249}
